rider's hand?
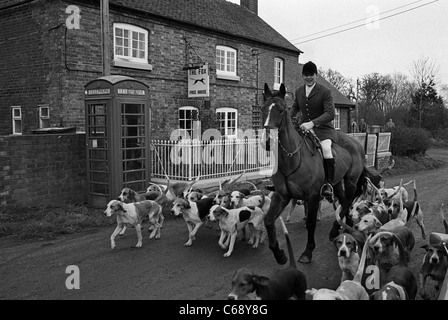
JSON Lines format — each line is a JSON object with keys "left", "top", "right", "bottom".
{"left": 300, "top": 121, "right": 315, "bottom": 132}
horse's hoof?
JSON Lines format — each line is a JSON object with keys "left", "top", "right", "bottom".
{"left": 273, "top": 249, "right": 287, "bottom": 265}
{"left": 298, "top": 254, "right": 312, "bottom": 264}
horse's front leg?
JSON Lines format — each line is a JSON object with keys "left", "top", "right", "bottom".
{"left": 264, "top": 192, "right": 291, "bottom": 265}
{"left": 300, "top": 195, "right": 320, "bottom": 264}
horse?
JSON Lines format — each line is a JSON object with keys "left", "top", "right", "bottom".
{"left": 262, "top": 83, "right": 371, "bottom": 264}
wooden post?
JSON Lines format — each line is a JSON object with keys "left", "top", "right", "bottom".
{"left": 101, "top": 0, "right": 110, "bottom": 76}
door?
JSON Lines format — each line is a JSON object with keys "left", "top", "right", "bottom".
{"left": 121, "top": 102, "right": 147, "bottom": 192}
{"left": 86, "top": 101, "right": 109, "bottom": 205}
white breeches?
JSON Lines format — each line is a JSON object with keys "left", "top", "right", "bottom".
{"left": 321, "top": 139, "right": 333, "bottom": 159}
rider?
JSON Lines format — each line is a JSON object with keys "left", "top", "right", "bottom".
{"left": 291, "top": 61, "right": 338, "bottom": 201}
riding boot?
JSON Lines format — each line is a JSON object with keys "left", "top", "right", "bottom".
{"left": 322, "top": 158, "right": 335, "bottom": 201}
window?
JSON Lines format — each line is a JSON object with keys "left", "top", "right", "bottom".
{"left": 216, "top": 108, "right": 237, "bottom": 139}
{"left": 39, "top": 105, "right": 50, "bottom": 128}
{"left": 113, "top": 23, "right": 152, "bottom": 70}
{"left": 333, "top": 107, "right": 340, "bottom": 130}
{"left": 274, "top": 58, "right": 284, "bottom": 90}
{"left": 179, "top": 107, "right": 199, "bottom": 139}
{"left": 11, "top": 106, "right": 22, "bottom": 135}
{"left": 216, "top": 46, "right": 240, "bottom": 81}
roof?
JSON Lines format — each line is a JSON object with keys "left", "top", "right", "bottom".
{"left": 298, "top": 64, "right": 355, "bottom": 107}
{"left": 110, "top": 0, "right": 302, "bottom": 54}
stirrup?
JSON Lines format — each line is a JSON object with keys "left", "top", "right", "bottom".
{"left": 320, "top": 183, "right": 334, "bottom": 203}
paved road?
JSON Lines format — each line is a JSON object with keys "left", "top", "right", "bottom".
{"left": 1, "top": 148, "right": 447, "bottom": 300}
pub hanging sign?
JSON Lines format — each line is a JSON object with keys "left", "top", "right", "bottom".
{"left": 187, "top": 63, "right": 209, "bottom": 98}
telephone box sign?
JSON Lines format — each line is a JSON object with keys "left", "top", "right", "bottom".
{"left": 117, "top": 88, "right": 146, "bottom": 95}
{"left": 85, "top": 88, "right": 110, "bottom": 95}
{"left": 188, "top": 63, "right": 209, "bottom": 98}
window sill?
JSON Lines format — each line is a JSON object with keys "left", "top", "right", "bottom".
{"left": 216, "top": 73, "right": 240, "bottom": 81}
{"left": 113, "top": 60, "right": 153, "bottom": 71}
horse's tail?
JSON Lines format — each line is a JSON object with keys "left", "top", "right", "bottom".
{"left": 354, "top": 166, "right": 382, "bottom": 199}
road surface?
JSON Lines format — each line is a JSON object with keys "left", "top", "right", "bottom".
{"left": 1, "top": 148, "right": 447, "bottom": 300}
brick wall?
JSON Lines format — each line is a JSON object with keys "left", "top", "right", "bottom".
{"left": 0, "top": 133, "right": 87, "bottom": 207}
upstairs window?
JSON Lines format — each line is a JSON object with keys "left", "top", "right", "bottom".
{"left": 274, "top": 58, "right": 284, "bottom": 90}
{"left": 39, "top": 105, "right": 50, "bottom": 128}
{"left": 113, "top": 24, "right": 152, "bottom": 70}
{"left": 12, "top": 106, "right": 22, "bottom": 135}
{"left": 216, "top": 46, "right": 240, "bottom": 81}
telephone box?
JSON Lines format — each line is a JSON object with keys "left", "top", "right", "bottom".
{"left": 84, "top": 76, "right": 151, "bottom": 207}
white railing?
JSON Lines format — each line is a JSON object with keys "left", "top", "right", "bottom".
{"left": 150, "top": 138, "right": 274, "bottom": 181}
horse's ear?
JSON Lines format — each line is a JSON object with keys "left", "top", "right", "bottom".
{"left": 279, "top": 83, "right": 286, "bottom": 99}
{"left": 264, "top": 83, "right": 272, "bottom": 100}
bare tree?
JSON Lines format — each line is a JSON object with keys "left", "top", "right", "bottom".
{"left": 409, "top": 55, "right": 441, "bottom": 88}
{"left": 409, "top": 55, "right": 441, "bottom": 128}
{"left": 358, "top": 73, "right": 392, "bottom": 124}
{"left": 318, "top": 68, "right": 353, "bottom": 98}
{"left": 383, "top": 72, "right": 414, "bottom": 114}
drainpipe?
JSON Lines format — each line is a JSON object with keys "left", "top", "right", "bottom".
{"left": 101, "top": 0, "right": 110, "bottom": 76}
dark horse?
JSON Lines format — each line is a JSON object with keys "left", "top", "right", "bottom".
{"left": 262, "top": 83, "right": 368, "bottom": 264}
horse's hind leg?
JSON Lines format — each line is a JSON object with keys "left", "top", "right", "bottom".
{"left": 329, "top": 179, "right": 357, "bottom": 241}
{"left": 264, "top": 193, "right": 291, "bottom": 265}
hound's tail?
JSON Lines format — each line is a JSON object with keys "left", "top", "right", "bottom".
{"left": 279, "top": 216, "right": 296, "bottom": 269}
{"left": 334, "top": 205, "right": 358, "bottom": 235}
{"left": 250, "top": 189, "right": 266, "bottom": 209}
{"left": 354, "top": 234, "right": 371, "bottom": 283}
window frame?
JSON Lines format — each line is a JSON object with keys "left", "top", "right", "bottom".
{"left": 38, "top": 105, "right": 50, "bottom": 128}
{"left": 216, "top": 45, "right": 240, "bottom": 81}
{"left": 333, "top": 107, "right": 341, "bottom": 130}
{"left": 11, "top": 106, "right": 22, "bottom": 135}
{"left": 216, "top": 107, "right": 238, "bottom": 139}
{"left": 178, "top": 106, "right": 200, "bottom": 139}
{"left": 113, "top": 23, "right": 152, "bottom": 70}
{"left": 273, "top": 57, "right": 284, "bottom": 90}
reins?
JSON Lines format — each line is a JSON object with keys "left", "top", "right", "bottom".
{"left": 275, "top": 114, "right": 319, "bottom": 178}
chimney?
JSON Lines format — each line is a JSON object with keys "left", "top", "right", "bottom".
{"left": 240, "top": 0, "right": 258, "bottom": 15}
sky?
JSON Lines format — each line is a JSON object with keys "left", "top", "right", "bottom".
{"left": 226, "top": 0, "right": 448, "bottom": 93}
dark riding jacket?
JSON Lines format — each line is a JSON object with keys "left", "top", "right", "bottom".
{"left": 291, "top": 83, "right": 338, "bottom": 143}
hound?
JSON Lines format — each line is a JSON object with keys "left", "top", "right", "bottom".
{"left": 228, "top": 217, "right": 307, "bottom": 300}
{"left": 118, "top": 187, "right": 148, "bottom": 203}
{"left": 208, "top": 205, "right": 265, "bottom": 257}
{"left": 104, "top": 200, "right": 163, "bottom": 249}
{"left": 419, "top": 243, "right": 448, "bottom": 299}
{"left": 379, "top": 179, "right": 414, "bottom": 204}
{"left": 306, "top": 235, "right": 372, "bottom": 300}
{"left": 170, "top": 197, "right": 215, "bottom": 247}
{"left": 371, "top": 231, "right": 418, "bottom": 300}
{"left": 387, "top": 180, "right": 427, "bottom": 239}
{"left": 419, "top": 204, "right": 448, "bottom": 299}
{"left": 333, "top": 205, "right": 366, "bottom": 282}
{"left": 118, "top": 185, "right": 165, "bottom": 236}
{"left": 369, "top": 227, "right": 415, "bottom": 271}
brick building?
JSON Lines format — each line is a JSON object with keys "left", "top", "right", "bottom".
{"left": 0, "top": 0, "right": 354, "bottom": 138}
{"left": 0, "top": 0, "right": 357, "bottom": 206}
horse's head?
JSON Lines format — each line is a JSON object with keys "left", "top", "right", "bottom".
{"left": 262, "top": 83, "right": 288, "bottom": 129}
